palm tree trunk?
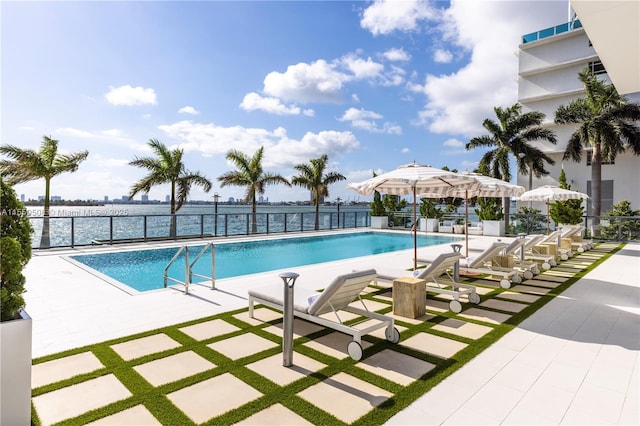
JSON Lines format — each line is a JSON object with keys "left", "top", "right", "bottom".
{"left": 592, "top": 145, "right": 602, "bottom": 236}
{"left": 40, "top": 177, "right": 51, "bottom": 248}
{"left": 314, "top": 195, "right": 320, "bottom": 230}
{"left": 170, "top": 181, "right": 177, "bottom": 238}
{"left": 251, "top": 196, "right": 258, "bottom": 234}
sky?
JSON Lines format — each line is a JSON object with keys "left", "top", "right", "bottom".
{"left": 2, "top": 0, "right": 571, "bottom": 204}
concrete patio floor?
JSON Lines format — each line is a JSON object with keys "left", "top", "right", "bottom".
{"left": 22, "top": 231, "right": 639, "bottom": 425}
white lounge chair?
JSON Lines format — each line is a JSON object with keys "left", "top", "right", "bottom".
{"left": 522, "top": 234, "right": 557, "bottom": 270}
{"left": 539, "top": 230, "right": 573, "bottom": 260}
{"left": 248, "top": 269, "right": 399, "bottom": 361}
{"left": 467, "top": 221, "right": 483, "bottom": 235}
{"left": 457, "top": 241, "right": 522, "bottom": 288}
{"left": 379, "top": 252, "right": 481, "bottom": 313}
{"left": 439, "top": 220, "right": 454, "bottom": 233}
{"left": 501, "top": 238, "right": 540, "bottom": 278}
{"left": 560, "top": 225, "right": 594, "bottom": 252}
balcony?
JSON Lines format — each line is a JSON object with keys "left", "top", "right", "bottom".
{"left": 522, "top": 19, "right": 582, "bottom": 44}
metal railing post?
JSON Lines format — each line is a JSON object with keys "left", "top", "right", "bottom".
{"left": 279, "top": 271, "right": 299, "bottom": 367}
{"left": 71, "top": 217, "right": 75, "bottom": 247}
{"left": 451, "top": 244, "right": 462, "bottom": 282}
{"left": 184, "top": 246, "right": 190, "bottom": 294}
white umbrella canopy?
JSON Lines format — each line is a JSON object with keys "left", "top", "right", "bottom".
{"left": 516, "top": 185, "right": 589, "bottom": 233}
{"left": 419, "top": 172, "right": 525, "bottom": 256}
{"left": 347, "top": 163, "right": 479, "bottom": 269}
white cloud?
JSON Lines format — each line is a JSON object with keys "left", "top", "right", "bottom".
{"left": 339, "top": 54, "right": 384, "bottom": 80}
{"left": 338, "top": 108, "right": 402, "bottom": 134}
{"left": 55, "top": 127, "right": 139, "bottom": 148}
{"left": 433, "top": 48, "right": 453, "bottom": 63}
{"left": 383, "top": 48, "right": 411, "bottom": 62}
{"left": 19, "top": 126, "right": 35, "bottom": 131}
{"left": 443, "top": 138, "right": 464, "bottom": 149}
{"left": 340, "top": 107, "right": 383, "bottom": 121}
{"left": 104, "top": 85, "right": 157, "bottom": 106}
{"left": 260, "top": 51, "right": 397, "bottom": 104}
{"left": 360, "top": 0, "right": 437, "bottom": 36}
{"left": 401, "top": 147, "right": 410, "bottom": 153}
{"left": 101, "top": 129, "right": 123, "bottom": 137}
{"left": 413, "top": 0, "right": 567, "bottom": 137}
{"left": 158, "top": 120, "right": 359, "bottom": 168}
{"left": 263, "top": 60, "right": 347, "bottom": 103}
{"left": 239, "top": 92, "right": 314, "bottom": 116}
{"left": 56, "top": 128, "right": 96, "bottom": 138}
{"left": 178, "top": 106, "right": 199, "bottom": 115}
{"left": 442, "top": 138, "right": 467, "bottom": 155}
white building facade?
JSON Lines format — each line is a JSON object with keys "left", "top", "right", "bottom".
{"left": 517, "top": 1, "right": 640, "bottom": 216}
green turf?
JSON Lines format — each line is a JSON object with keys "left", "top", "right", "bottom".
{"left": 30, "top": 242, "right": 623, "bottom": 425}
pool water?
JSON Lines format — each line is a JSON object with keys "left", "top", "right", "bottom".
{"left": 70, "top": 232, "right": 459, "bottom": 292}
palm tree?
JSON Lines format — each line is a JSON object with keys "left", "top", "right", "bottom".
{"left": 218, "top": 146, "right": 290, "bottom": 233}
{"left": 555, "top": 68, "right": 640, "bottom": 224}
{"left": 292, "top": 154, "right": 346, "bottom": 230}
{"left": 0, "top": 136, "right": 89, "bottom": 247}
{"left": 129, "top": 138, "right": 212, "bottom": 237}
{"left": 466, "top": 103, "right": 557, "bottom": 231}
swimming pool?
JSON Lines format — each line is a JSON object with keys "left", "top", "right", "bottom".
{"left": 70, "top": 232, "right": 459, "bottom": 293}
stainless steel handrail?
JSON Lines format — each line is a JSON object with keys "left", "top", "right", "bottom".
{"left": 189, "top": 242, "right": 215, "bottom": 289}
{"left": 163, "top": 245, "right": 191, "bottom": 293}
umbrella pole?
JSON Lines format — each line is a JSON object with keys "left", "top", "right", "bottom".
{"left": 465, "top": 190, "right": 469, "bottom": 257}
{"left": 546, "top": 202, "right": 550, "bottom": 234}
{"left": 413, "top": 187, "right": 417, "bottom": 270}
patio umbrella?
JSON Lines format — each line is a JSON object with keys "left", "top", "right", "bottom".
{"left": 516, "top": 185, "right": 589, "bottom": 234}
{"left": 347, "top": 163, "right": 478, "bottom": 269}
{"left": 419, "top": 172, "right": 525, "bottom": 256}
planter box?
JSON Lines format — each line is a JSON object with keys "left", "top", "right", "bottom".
{"left": 1, "top": 309, "right": 32, "bottom": 426}
{"left": 453, "top": 225, "right": 466, "bottom": 234}
{"left": 482, "top": 220, "right": 505, "bottom": 236}
{"left": 419, "top": 218, "right": 439, "bottom": 232}
{"left": 370, "top": 216, "right": 388, "bottom": 229}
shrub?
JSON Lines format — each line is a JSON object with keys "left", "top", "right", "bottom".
{"left": 370, "top": 190, "right": 386, "bottom": 216}
{"left": 512, "top": 206, "right": 545, "bottom": 234}
{"left": 550, "top": 168, "right": 584, "bottom": 225}
{"left": 475, "top": 197, "right": 504, "bottom": 221}
{"left": 0, "top": 180, "right": 33, "bottom": 321}
{"left": 600, "top": 200, "right": 640, "bottom": 240}
{"left": 419, "top": 198, "right": 443, "bottom": 219}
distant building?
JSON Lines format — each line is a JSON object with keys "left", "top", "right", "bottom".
{"left": 518, "top": 2, "right": 639, "bottom": 214}
{"left": 20, "top": 194, "right": 25, "bottom": 202}
{"left": 104, "top": 196, "right": 109, "bottom": 202}
{"left": 141, "top": 194, "right": 149, "bottom": 203}
{"left": 228, "top": 197, "right": 235, "bottom": 204}
{"left": 165, "top": 195, "right": 170, "bottom": 202}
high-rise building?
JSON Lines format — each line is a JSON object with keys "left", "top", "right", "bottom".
{"left": 141, "top": 194, "right": 149, "bottom": 203}
{"left": 517, "top": 1, "right": 639, "bottom": 215}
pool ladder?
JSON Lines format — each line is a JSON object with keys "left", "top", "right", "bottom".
{"left": 163, "top": 242, "right": 215, "bottom": 294}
